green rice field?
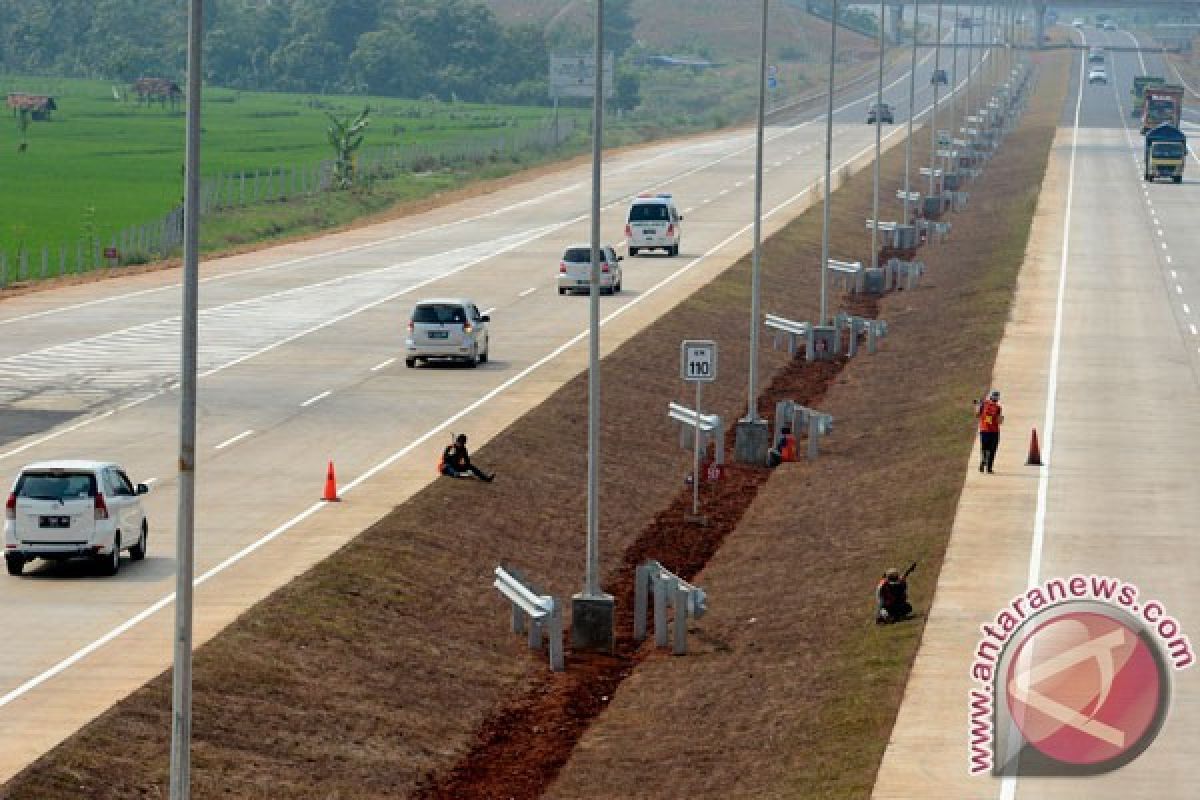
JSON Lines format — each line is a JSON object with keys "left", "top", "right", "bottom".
{"left": 0, "top": 75, "right": 580, "bottom": 269}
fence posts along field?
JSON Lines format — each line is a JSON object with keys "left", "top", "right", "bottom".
{"left": 0, "top": 116, "right": 575, "bottom": 288}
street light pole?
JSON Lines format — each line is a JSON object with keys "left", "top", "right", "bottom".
{"left": 747, "top": 0, "right": 769, "bottom": 423}
{"left": 572, "top": 0, "right": 615, "bottom": 653}
{"left": 820, "top": 0, "right": 839, "bottom": 327}
{"left": 929, "top": 0, "right": 943, "bottom": 197}
{"left": 870, "top": 0, "right": 885, "bottom": 269}
{"left": 169, "top": 0, "right": 203, "bottom": 797}
{"left": 903, "top": 0, "right": 919, "bottom": 227}
{"left": 734, "top": 0, "right": 772, "bottom": 465}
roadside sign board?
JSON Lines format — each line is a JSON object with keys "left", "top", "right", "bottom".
{"left": 550, "top": 53, "right": 615, "bottom": 99}
{"left": 681, "top": 340, "right": 717, "bottom": 383}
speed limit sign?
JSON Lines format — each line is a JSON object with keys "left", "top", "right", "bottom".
{"left": 681, "top": 340, "right": 717, "bottom": 383}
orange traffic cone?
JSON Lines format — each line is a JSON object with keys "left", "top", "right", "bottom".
{"left": 322, "top": 461, "right": 340, "bottom": 502}
{"left": 1025, "top": 429, "right": 1044, "bottom": 467}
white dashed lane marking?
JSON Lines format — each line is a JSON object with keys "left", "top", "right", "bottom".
{"left": 215, "top": 430, "right": 254, "bottom": 450}
{"left": 370, "top": 358, "right": 395, "bottom": 372}
{"left": 518, "top": 287, "right": 537, "bottom": 298}
{"left": 301, "top": 390, "right": 331, "bottom": 407}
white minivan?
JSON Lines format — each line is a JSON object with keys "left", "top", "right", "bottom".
{"left": 625, "top": 193, "right": 682, "bottom": 256}
{"left": 557, "top": 244, "right": 623, "bottom": 295}
{"left": 5, "top": 460, "right": 150, "bottom": 576}
{"left": 405, "top": 298, "right": 491, "bottom": 368}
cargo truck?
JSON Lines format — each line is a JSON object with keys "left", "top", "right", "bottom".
{"left": 1141, "top": 84, "right": 1184, "bottom": 133}
{"left": 1144, "top": 124, "right": 1186, "bottom": 183}
{"left": 1130, "top": 75, "right": 1165, "bottom": 118}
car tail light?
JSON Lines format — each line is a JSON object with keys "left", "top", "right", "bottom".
{"left": 407, "top": 320, "right": 414, "bottom": 333}
{"left": 624, "top": 224, "right": 632, "bottom": 238}
{"left": 5, "top": 492, "right": 15, "bottom": 521}
{"left": 666, "top": 223, "right": 675, "bottom": 237}
{"left": 463, "top": 322, "right": 473, "bottom": 334}
{"left": 559, "top": 262, "right": 567, "bottom": 274}
{"left": 601, "top": 263, "right": 610, "bottom": 273}
{"left": 94, "top": 494, "right": 109, "bottom": 521}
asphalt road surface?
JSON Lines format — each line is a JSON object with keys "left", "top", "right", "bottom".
{"left": 874, "top": 26, "right": 1200, "bottom": 798}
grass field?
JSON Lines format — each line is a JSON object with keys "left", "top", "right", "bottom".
{"left": 0, "top": 75, "right": 582, "bottom": 263}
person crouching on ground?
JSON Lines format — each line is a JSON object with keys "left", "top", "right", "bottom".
{"left": 439, "top": 434, "right": 495, "bottom": 482}
{"left": 876, "top": 568, "right": 913, "bottom": 624}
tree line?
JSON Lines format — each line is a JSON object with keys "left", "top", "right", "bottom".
{"left": 0, "top": 0, "right": 638, "bottom": 106}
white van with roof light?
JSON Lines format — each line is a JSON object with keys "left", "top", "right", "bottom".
{"left": 625, "top": 193, "right": 682, "bottom": 256}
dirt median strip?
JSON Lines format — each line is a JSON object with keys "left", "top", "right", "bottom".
{"left": 0, "top": 55, "right": 1064, "bottom": 800}
{"left": 541, "top": 54, "right": 1070, "bottom": 800}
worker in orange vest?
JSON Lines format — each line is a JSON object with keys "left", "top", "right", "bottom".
{"left": 973, "top": 390, "right": 1004, "bottom": 474}
{"left": 767, "top": 426, "right": 798, "bottom": 467}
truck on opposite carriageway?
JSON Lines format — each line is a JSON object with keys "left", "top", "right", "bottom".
{"left": 1144, "top": 124, "right": 1187, "bottom": 184}
{"left": 1141, "top": 84, "right": 1184, "bottom": 133}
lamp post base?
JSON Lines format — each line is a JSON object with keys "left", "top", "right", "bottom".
{"left": 734, "top": 418, "right": 770, "bottom": 465}
{"left": 571, "top": 593, "right": 615, "bottom": 653}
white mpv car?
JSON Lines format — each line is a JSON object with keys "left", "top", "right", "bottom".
{"left": 625, "top": 193, "right": 683, "bottom": 256}
{"left": 405, "top": 298, "right": 491, "bottom": 368}
{"left": 5, "top": 460, "right": 150, "bottom": 576}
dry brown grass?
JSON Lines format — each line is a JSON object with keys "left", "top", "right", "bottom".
{"left": 0, "top": 53, "right": 1068, "bottom": 800}
{"left": 544, "top": 52, "right": 1070, "bottom": 800}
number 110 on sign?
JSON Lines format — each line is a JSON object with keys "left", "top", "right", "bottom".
{"left": 681, "top": 340, "right": 717, "bottom": 383}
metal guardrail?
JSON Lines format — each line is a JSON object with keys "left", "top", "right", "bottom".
{"left": 834, "top": 312, "right": 889, "bottom": 356}
{"left": 827, "top": 258, "right": 864, "bottom": 293}
{"left": 764, "top": 313, "right": 810, "bottom": 357}
{"left": 668, "top": 402, "right": 725, "bottom": 465}
{"left": 633, "top": 560, "right": 708, "bottom": 655}
{"left": 773, "top": 400, "right": 835, "bottom": 460}
{"left": 493, "top": 566, "right": 564, "bottom": 671}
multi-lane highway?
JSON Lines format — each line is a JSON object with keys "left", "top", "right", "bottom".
{"left": 874, "top": 26, "right": 1200, "bottom": 798}
{"left": 0, "top": 26, "right": 993, "bottom": 781}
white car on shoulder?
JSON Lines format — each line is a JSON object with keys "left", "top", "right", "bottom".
{"left": 625, "top": 193, "right": 683, "bottom": 256}
{"left": 5, "top": 460, "right": 150, "bottom": 577}
{"left": 557, "top": 243, "right": 623, "bottom": 295}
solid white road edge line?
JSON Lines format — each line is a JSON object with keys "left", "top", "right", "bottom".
{"left": 998, "top": 40, "right": 1088, "bottom": 800}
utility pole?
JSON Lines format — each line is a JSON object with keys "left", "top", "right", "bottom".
{"left": 169, "top": 0, "right": 203, "bottom": 797}
{"left": 734, "top": 0, "right": 773, "bottom": 466}
{"left": 819, "top": 0, "right": 840, "bottom": 328}
{"left": 870, "top": 0, "right": 885, "bottom": 268}
{"left": 903, "top": 0, "right": 920, "bottom": 227}
{"left": 571, "top": 0, "right": 615, "bottom": 653}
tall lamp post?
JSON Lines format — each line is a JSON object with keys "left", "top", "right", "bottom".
{"left": 870, "top": 0, "right": 886, "bottom": 269}
{"left": 819, "top": 0, "right": 840, "bottom": 328}
{"left": 902, "top": 0, "right": 920, "bottom": 227}
{"left": 571, "top": 0, "right": 615, "bottom": 652}
{"left": 734, "top": 0, "right": 773, "bottom": 465}
{"left": 170, "top": 0, "right": 203, "bottom": 797}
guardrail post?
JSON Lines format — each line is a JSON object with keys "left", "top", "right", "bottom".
{"left": 672, "top": 583, "right": 690, "bottom": 655}
{"left": 654, "top": 574, "right": 671, "bottom": 647}
{"left": 633, "top": 562, "right": 653, "bottom": 642}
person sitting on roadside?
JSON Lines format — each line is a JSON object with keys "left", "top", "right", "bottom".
{"left": 439, "top": 433, "right": 495, "bottom": 482}
{"left": 766, "top": 426, "right": 798, "bottom": 467}
{"left": 876, "top": 567, "right": 913, "bottom": 624}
